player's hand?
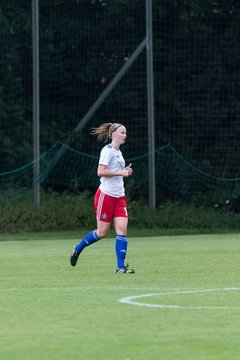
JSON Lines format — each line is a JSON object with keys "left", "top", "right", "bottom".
{"left": 122, "top": 163, "right": 133, "bottom": 177}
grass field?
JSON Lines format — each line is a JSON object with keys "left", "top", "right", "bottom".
{"left": 1, "top": 232, "right": 240, "bottom": 360}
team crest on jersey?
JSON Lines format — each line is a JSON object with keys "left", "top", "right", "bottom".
{"left": 101, "top": 213, "right": 108, "bottom": 220}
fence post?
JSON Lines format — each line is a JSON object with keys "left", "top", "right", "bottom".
{"left": 32, "top": 0, "right": 40, "bottom": 208}
{"left": 146, "top": 0, "right": 156, "bottom": 209}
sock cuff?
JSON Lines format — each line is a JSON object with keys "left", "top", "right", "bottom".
{"left": 116, "top": 234, "right": 127, "bottom": 242}
{"left": 93, "top": 230, "right": 99, "bottom": 240}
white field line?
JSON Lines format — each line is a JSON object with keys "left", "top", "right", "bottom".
{"left": 118, "top": 287, "right": 240, "bottom": 310}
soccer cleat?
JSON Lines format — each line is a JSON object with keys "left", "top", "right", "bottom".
{"left": 116, "top": 263, "right": 135, "bottom": 274}
{"left": 70, "top": 248, "right": 80, "bottom": 267}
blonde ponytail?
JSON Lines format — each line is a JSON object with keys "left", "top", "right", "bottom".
{"left": 91, "top": 122, "right": 122, "bottom": 142}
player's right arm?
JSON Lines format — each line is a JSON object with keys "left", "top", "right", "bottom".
{"left": 97, "top": 164, "right": 132, "bottom": 177}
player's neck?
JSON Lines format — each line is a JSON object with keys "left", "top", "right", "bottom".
{"left": 111, "top": 140, "right": 120, "bottom": 150}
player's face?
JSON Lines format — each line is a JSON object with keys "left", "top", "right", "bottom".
{"left": 114, "top": 126, "right": 127, "bottom": 145}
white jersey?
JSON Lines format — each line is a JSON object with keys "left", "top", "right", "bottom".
{"left": 98, "top": 144, "right": 125, "bottom": 197}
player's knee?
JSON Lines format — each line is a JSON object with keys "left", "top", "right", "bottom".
{"left": 96, "top": 229, "right": 108, "bottom": 239}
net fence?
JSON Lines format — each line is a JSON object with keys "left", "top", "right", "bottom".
{"left": 1, "top": 0, "right": 240, "bottom": 206}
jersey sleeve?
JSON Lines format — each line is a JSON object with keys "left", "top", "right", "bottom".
{"left": 99, "top": 145, "right": 113, "bottom": 166}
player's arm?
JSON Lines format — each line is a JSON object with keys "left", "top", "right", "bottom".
{"left": 97, "top": 163, "right": 132, "bottom": 177}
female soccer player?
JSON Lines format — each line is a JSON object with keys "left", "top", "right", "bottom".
{"left": 70, "top": 122, "right": 135, "bottom": 274}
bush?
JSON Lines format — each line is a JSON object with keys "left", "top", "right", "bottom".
{"left": 128, "top": 200, "right": 240, "bottom": 231}
{"left": 0, "top": 190, "right": 96, "bottom": 233}
{"left": 0, "top": 191, "right": 240, "bottom": 233}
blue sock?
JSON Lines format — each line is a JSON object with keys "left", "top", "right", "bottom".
{"left": 115, "top": 235, "right": 128, "bottom": 269}
{"left": 75, "top": 230, "right": 99, "bottom": 253}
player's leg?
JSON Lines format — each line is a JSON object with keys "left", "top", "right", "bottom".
{"left": 70, "top": 221, "right": 111, "bottom": 267}
{"left": 70, "top": 188, "right": 112, "bottom": 267}
{"left": 70, "top": 229, "right": 100, "bottom": 267}
{"left": 113, "top": 198, "right": 134, "bottom": 273}
{"left": 114, "top": 216, "right": 128, "bottom": 269}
